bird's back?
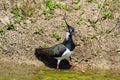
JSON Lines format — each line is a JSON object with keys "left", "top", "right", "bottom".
{"left": 35, "top": 44, "right": 67, "bottom": 57}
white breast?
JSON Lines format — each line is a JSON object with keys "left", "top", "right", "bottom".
{"left": 55, "top": 48, "right": 73, "bottom": 60}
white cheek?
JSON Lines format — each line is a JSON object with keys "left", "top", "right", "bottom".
{"left": 66, "top": 32, "right": 70, "bottom": 40}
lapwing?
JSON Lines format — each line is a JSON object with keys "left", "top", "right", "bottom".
{"left": 35, "top": 18, "right": 80, "bottom": 70}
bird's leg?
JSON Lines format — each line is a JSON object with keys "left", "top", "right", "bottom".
{"left": 56, "top": 60, "right": 61, "bottom": 70}
{"left": 69, "top": 61, "right": 75, "bottom": 67}
{"left": 67, "top": 58, "right": 75, "bottom": 67}
{"left": 56, "top": 64, "right": 59, "bottom": 69}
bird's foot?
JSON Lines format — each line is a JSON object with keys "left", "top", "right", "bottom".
{"left": 75, "top": 65, "right": 85, "bottom": 72}
{"left": 69, "top": 62, "right": 85, "bottom": 72}
{"left": 56, "top": 64, "right": 59, "bottom": 69}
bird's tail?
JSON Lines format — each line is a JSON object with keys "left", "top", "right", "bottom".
{"left": 35, "top": 47, "right": 51, "bottom": 57}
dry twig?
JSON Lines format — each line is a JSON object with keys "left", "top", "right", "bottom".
{"left": 96, "top": 0, "right": 106, "bottom": 21}
{"left": 108, "top": 18, "right": 120, "bottom": 34}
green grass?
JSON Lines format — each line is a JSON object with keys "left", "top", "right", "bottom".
{"left": 0, "top": 65, "right": 120, "bottom": 80}
{"left": 40, "top": 43, "right": 49, "bottom": 48}
{"left": 102, "top": 11, "right": 114, "bottom": 20}
{"left": 41, "top": 0, "right": 57, "bottom": 19}
{"left": 74, "top": 3, "right": 81, "bottom": 10}
{"left": 5, "top": 23, "right": 15, "bottom": 30}
{"left": 12, "top": 5, "right": 22, "bottom": 23}
{"left": 116, "top": 48, "right": 120, "bottom": 52}
{"left": 86, "top": 34, "right": 96, "bottom": 39}
{"left": 42, "top": 7, "right": 52, "bottom": 19}
{"left": 0, "top": 45, "right": 3, "bottom": 51}
{"left": 60, "top": 21, "right": 65, "bottom": 28}
{"left": 30, "top": 18, "right": 36, "bottom": 23}
{"left": 21, "top": 4, "right": 35, "bottom": 17}
{"left": 0, "top": 75, "right": 38, "bottom": 80}
{"left": 34, "top": 28, "right": 44, "bottom": 35}
{"left": 111, "top": 31, "right": 119, "bottom": 37}
{"left": 76, "top": 14, "right": 83, "bottom": 25}
{"left": 75, "top": 41, "right": 81, "bottom": 46}
{"left": 44, "top": 0, "right": 57, "bottom": 10}
{"left": 56, "top": 2, "right": 66, "bottom": 9}
{"left": 0, "top": 27, "right": 4, "bottom": 34}
{"left": 88, "top": 19, "right": 98, "bottom": 28}
{"left": 41, "top": 0, "right": 73, "bottom": 19}
{"left": 37, "top": 69, "right": 120, "bottom": 80}
{"left": 86, "top": 0, "right": 96, "bottom": 3}
{"left": 12, "top": 1, "right": 35, "bottom": 22}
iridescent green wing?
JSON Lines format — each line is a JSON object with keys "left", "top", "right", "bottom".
{"left": 50, "top": 44, "right": 66, "bottom": 57}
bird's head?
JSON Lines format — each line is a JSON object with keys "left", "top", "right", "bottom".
{"left": 64, "top": 19, "right": 75, "bottom": 36}
{"left": 63, "top": 17, "right": 75, "bottom": 40}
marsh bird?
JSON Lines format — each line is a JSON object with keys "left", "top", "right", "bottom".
{"left": 35, "top": 18, "right": 83, "bottom": 70}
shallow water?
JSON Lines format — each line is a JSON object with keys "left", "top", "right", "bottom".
{"left": 0, "top": 66, "right": 120, "bottom": 80}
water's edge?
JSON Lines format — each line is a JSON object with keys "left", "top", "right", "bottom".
{"left": 0, "top": 63, "right": 120, "bottom": 80}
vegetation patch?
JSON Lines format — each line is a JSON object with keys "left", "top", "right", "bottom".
{"left": 5, "top": 23, "right": 15, "bottom": 30}
{"left": 0, "top": 27, "right": 4, "bottom": 34}
{"left": 1, "top": 66, "right": 120, "bottom": 80}
{"left": 116, "top": 48, "right": 120, "bottom": 52}
{"left": 49, "top": 30, "right": 61, "bottom": 41}
{"left": 34, "top": 28, "right": 44, "bottom": 35}
{"left": 76, "top": 14, "right": 83, "bottom": 25}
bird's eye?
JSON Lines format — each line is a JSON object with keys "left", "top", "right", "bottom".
{"left": 70, "top": 29, "right": 73, "bottom": 32}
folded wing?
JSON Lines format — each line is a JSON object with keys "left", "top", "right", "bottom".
{"left": 35, "top": 44, "right": 67, "bottom": 58}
